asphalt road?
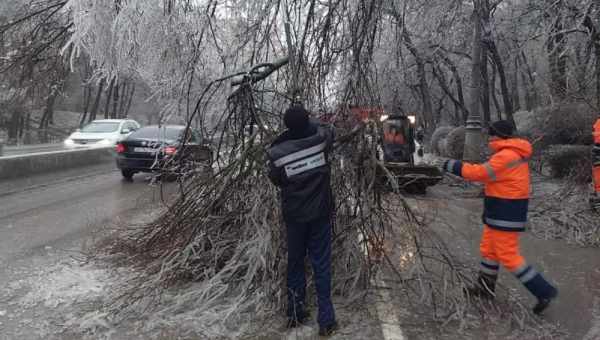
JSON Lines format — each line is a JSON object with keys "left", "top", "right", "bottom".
{"left": 0, "top": 163, "right": 172, "bottom": 263}
{"left": 0, "top": 163, "right": 182, "bottom": 339}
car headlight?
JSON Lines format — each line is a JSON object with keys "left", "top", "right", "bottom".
{"left": 64, "top": 138, "right": 75, "bottom": 146}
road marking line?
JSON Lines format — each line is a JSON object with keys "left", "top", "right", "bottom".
{"left": 357, "top": 225, "right": 406, "bottom": 340}
{"left": 374, "top": 274, "right": 407, "bottom": 340}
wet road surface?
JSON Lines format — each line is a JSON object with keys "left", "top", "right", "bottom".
{"left": 0, "top": 163, "right": 172, "bottom": 263}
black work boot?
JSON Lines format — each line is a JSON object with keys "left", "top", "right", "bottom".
{"left": 286, "top": 310, "right": 311, "bottom": 329}
{"left": 519, "top": 267, "right": 558, "bottom": 315}
{"left": 465, "top": 272, "right": 497, "bottom": 299}
{"left": 318, "top": 321, "right": 339, "bottom": 337}
{"left": 528, "top": 278, "right": 558, "bottom": 315}
{"left": 533, "top": 289, "right": 558, "bottom": 315}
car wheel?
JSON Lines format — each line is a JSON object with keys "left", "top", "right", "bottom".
{"left": 121, "top": 169, "right": 135, "bottom": 181}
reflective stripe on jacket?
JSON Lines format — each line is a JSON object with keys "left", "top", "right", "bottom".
{"left": 446, "top": 138, "right": 532, "bottom": 232}
{"left": 267, "top": 121, "right": 334, "bottom": 223}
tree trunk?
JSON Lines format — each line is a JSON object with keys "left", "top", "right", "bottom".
{"left": 436, "top": 52, "right": 469, "bottom": 123}
{"left": 39, "top": 87, "right": 58, "bottom": 129}
{"left": 417, "top": 61, "right": 434, "bottom": 130}
{"left": 80, "top": 84, "right": 92, "bottom": 126}
{"left": 112, "top": 82, "right": 119, "bottom": 119}
{"left": 592, "top": 26, "right": 600, "bottom": 108}
{"left": 463, "top": 0, "right": 483, "bottom": 162}
{"left": 118, "top": 81, "right": 128, "bottom": 118}
{"left": 24, "top": 112, "right": 32, "bottom": 144}
{"left": 18, "top": 114, "right": 25, "bottom": 142}
{"left": 487, "top": 40, "right": 515, "bottom": 126}
{"left": 490, "top": 64, "right": 502, "bottom": 120}
{"left": 39, "top": 87, "right": 58, "bottom": 143}
{"left": 125, "top": 83, "right": 136, "bottom": 117}
{"left": 520, "top": 51, "right": 539, "bottom": 110}
{"left": 89, "top": 78, "right": 105, "bottom": 124}
{"left": 481, "top": 48, "right": 490, "bottom": 127}
{"left": 452, "top": 67, "right": 468, "bottom": 123}
{"left": 453, "top": 102, "right": 460, "bottom": 125}
{"left": 512, "top": 57, "right": 521, "bottom": 111}
{"left": 548, "top": 16, "right": 568, "bottom": 101}
{"left": 596, "top": 40, "right": 600, "bottom": 108}
{"left": 7, "top": 106, "right": 20, "bottom": 143}
{"left": 402, "top": 28, "right": 434, "bottom": 131}
{"left": 436, "top": 97, "right": 446, "bottom": 125}
{"left": 104, "top": 78, "right": 115, "bottom": 119}
{"left": 579, "top": 11, "right": 599, "bottom": 107}
{"left": 433, "top": 65, "right": 467, "bottom": 125}
{"left": 520, "top": 68, "right": 533, "bottom": 111}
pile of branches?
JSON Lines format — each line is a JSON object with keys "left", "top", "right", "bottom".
{"left": 542, "top": 144, "right": 592, "bottom": 183}
{"left": 529, "top": 180, "right": 599, "bottom": 247}
{"left": 97, "top": 86, "right": 563, "bottom": 339}
{"left": 102, "top": 81, "right": 385, "bottom": 335}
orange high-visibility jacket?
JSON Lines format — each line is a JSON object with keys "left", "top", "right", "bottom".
{"left": 593, "top": 119, "right": 600, "bottom": 192}
{"left": 445, "top": 138, "right": 532, "bottom": 232}
{"left": 384, "top": 131, "right": 406, "bottom": 145}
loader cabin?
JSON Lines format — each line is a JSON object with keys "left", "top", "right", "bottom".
{"left": 379, "top": 114, "right": 416, "bottom": 163}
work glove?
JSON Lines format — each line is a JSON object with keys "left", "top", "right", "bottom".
{"left": 440, "top": 159, "right": 460, "bottom": 175}
{"left": 433, "top": 159, "right": 448, "bottom": 173}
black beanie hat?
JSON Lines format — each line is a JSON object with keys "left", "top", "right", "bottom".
{"left": 284, "top": 105, "right": 309, "bottom": 132}
{"left": 489, "top": 120, "right": 514, "bottom": 138}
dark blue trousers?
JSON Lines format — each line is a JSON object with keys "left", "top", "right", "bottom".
{"left": 285, "top": 215, "right": 336, "bottom": 327}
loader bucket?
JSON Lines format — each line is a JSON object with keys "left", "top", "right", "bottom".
{"left": 377, "top": 162, "right": 443, "bottom": 194}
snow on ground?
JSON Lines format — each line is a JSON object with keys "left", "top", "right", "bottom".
{"left": 0, "top": 214, "right": 387, "bottom": 340}
{"left": 17, "top": 262, "right": 108, "bottom": 309}
{"left": 0, "top": 255, "right": 387, "bottom": 339}
{"left": 0, "top": 256, "right": 115, "bottom": 340}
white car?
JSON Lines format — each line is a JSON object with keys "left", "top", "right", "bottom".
{"left": 64, "top": 119, "right": 141, "bottom": 148}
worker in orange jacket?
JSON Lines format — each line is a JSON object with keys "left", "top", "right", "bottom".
{"left": 593, "top": 118, "right": 600, "bottom": 204}
{"left": 443, "top": 120, "right": 558, "bottom": 315}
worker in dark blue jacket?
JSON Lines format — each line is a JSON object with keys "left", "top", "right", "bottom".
{"left": 267, "top": 104, "right": 338, "bottom": 336}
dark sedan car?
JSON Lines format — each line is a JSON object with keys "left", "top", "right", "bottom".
{"left": 115, "top": 125, "right": 212, "bottom": 180}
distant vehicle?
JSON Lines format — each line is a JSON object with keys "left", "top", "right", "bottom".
{"left": 115, "top": 125, "right": 213, "bottom": 180}
{"left": 64, "top": 119, "right": 140, "bottom": 148}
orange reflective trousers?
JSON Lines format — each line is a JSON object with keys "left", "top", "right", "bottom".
{"left": 479, "top": 225, "right": 525, "bottom": 274}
